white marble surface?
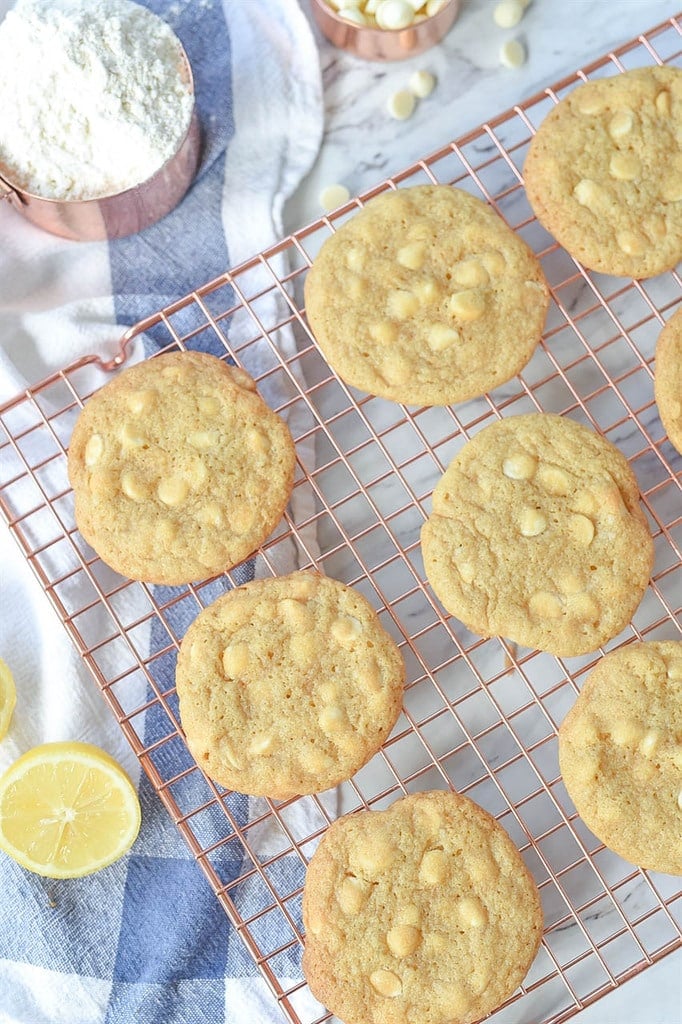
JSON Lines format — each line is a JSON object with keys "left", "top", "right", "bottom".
{"left": 285, "top": 2, "right": 681, "bottom": 1022}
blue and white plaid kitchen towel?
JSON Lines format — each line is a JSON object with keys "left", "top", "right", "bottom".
{"left": 0, "top": 1, "right": 324, "bottom": 1021}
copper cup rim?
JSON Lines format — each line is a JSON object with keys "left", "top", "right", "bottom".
{"left": 0, "top": 43, "right": 196, "bottom": 208}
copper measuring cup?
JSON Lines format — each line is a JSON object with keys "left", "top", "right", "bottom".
{"left": 0, "top": 47, "right": 201, "bottom": 242}
{"left": 310, "top": 0, "right": 461, "bottom": 61}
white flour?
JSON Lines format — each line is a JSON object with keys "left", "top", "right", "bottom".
{"left": 0, "top": 0, "right": 194, "bottom": 200}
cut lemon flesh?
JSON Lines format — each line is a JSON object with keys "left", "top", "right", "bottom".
{"left": 0, "top": 741, "right": 141, "bottom": 878}
{"left": 0, "top": 658, "right": 17, "bottom": 740}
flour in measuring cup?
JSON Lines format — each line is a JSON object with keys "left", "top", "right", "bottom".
{"left": 0, "top": 0, "right": 194, "bottom": 201}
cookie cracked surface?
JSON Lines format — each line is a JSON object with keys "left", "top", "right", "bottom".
{"left": 304, "top": 185, "right": 549, "bottom": 407}
{"left": 420, "top": 413, "right": 654, "bottom": 657}
{"left": 68, "top": 350, "right": 296, "bottom": 585}
{"left": 302, "top": 790, "right": 543, "bottom": 1024}
{"left": 524, "top": 67, "right": 682, "bottom": 278}
{"left": 175, "top": 573, "right": 404, "bottom": 799}
{"left": 559, "top": 641, "right": 682, "bottom": 875}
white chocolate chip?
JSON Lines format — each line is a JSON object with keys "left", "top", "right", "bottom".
{"left": 387, "top": 924, "right": 421, "bottom": 957}
{"left": 127, "top": 389, "right": 155, "bottom": 415}
{"left": 119, "top": 422, "right": 146, "bottom": 450}
{"left": 387, "top": 89, "right": 416, "bottom": 121}
{"left": 248, "top": 429, "right": 270, "bottom": 454}
{"left": 667, "top": 661, "right": 682, "bottom": 682}
{"left": 678, "top": 790, "right": 682, "bottom": 812}
{"left": 318, "top": 681, "right": 339, "bottom": 703}
{"left": 157, "top": 518, "right": 178, "bottom": 545}
{"left": 370, "top": 321, "right": 399, "bottom": 345}
{"left": 611, "top": 720, "right": 643, "bottom": 747}
{"left": 481, "top": 250, "right": 506, "bottom": 276}
{"left": 229, "top": 505, "right": 255, "bottom": 534}
{"left": 337, "top": 6, "right": 367, "bottom": 24}
{"left": 85, "top": 434, "right": 104, "bottom": 467}
{"left": 569, "top": 513, "right": 595, "bottom": 546}
{"left": 500, "top": 38, "right": 526, "bottom": 69}
{"left": 346, "top": 247, "right": 365, "bottom": 273}
{"left": 493, "top": 0, "right": 524, "bottom": 28}
{"left": 157, "top": 474, "right": 189, "bottom": 506}
{"left": 418, "top": 847, "right": 447, "bottom": 885}
{"left": 376, "top": 0, "right": 415, "bottom": 28}
{"left": 198, "top": 501, "right": 223, "bottom": 528}
{"left": 319, "top": 705, "right": 348, "bottom": 734}
{"left": 609, "top": 152, "right": 641, "bottom": 181}
{"left": 577, "top": 90, "right": 605, "bottom": 116}
{"left": 425, "top": 0, "right": 448, "bottom": 13}
{"left": 409, "top": 70, "right": 436, "bottom": 99}
{"left": 331, "top": 615, "right": 362, "bottom": 645}
{"left": 537, "top": 464, "right": 570, "bottom": 495}
{"left": 222, "top": 642, "right": 250, "bottom": 678}
{"left": 198, "top": 395, "right": 220, "bottom": 415}
{"left": 655, "top": 90, "right": 672, "bottom": 116}
{"left": 370, "top": 969, "right": 402, "bottom": 998}
{"left": 452, "top": 259, "right": 489, "bottom": 288}
{"left": 448, "top": 289, "right": 486, "bottom": 321}
{"left": 639, "top": 729, "right": 659, "bottom": 758}
{"left": 397, "top": 241, "right": 427, "bottom": 270}
{"left": 427, "top": 323, "right": 460, "bottom": 352}
{"left": 560, "top": 573, "right": 583, "bottom": 595}
{"left": 249, "top": 734, "right": 273, "bottom": 756}
{"left": 502, "top": 452, "right": 537, "bottom": 480}
{"left": 120, "top": 470, "right": 147, "bottom": 502}
{"left": 387, "top": 288, "right": 419, "bottom": 319}
{"left": 520, "top": 508, "right": 547, "bottom": 537}
{"left": 320, "top": 183, "right": 351, "bottom": 212}
{"left": 355, "top": 839, "right": 395, "bottom": 875}
{"left": 189, "top": 430, "right": 217, "bottom": 450}
{"left": 338, "top": 874, "right": 371, "bottom": 915}
{"left": 458, "top": 896, "right": 488, "bottom": 928}
{"left": 414, "top": 278, "right": 439, "bottom": 305}
{"left": 570, "top": 592, "right": 599, "bottom": 621}
{"left": 608, "top": 109, "right": 634, "bottom": 139}
{"left": 573, "top": 178, "right": 605, "bottom": 212}
{"left": 529, "top": 591, "right": 563, "bottom": 619}
{"left": 617, "top": 230, "right": 648, "bottom": 256}
{"left": 661, "top": 176, "right": 682, "bottom": 203}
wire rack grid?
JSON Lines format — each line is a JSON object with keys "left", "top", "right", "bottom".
{"left": 1, "top": 17, "right": 681, "bottom": 1024}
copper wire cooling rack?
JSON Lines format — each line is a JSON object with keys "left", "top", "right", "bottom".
{"left": 1, "top": 18, "right": 681, "bottom": 1024}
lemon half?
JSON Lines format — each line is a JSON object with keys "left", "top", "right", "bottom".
{"left": 0, "top": 741, "right": 141, "bottom": 878}
{"left": 0, "top": 658, "right": 17, "bottom": 740}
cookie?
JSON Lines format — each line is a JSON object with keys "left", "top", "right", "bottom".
{"left": 175, "top": 573, "right": 404, "bottom": 799}
{"left": 524, "top": 66, "right": 682, "bottom": 278}
{"left": 302, "top": 790, "right": 543, "bottom": 1024}
{"left": 420, "top": 413, "right": 654, "bottom": 657}
{"left": 559, "top": 641, "right": 682, "bottom": 875}
{"left": 654, "top": 305, "right": 682, "bottom": 455}
{"left": 304, "top": 184, "right": 549, "bottom": 407}
{"left": 68, "top": 350, "right": 295, "bottom": 585}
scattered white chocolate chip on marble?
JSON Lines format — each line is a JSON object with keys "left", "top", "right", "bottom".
{"left": 320, "top": 183, "right": 351, "bottom": 211}
{"left": 409, "top": 69, "right": 436, "bottom": 98}
{"left": 387, "top": 88, "right": 416, "bottom": 120}
{"left": 493, "top": 0, "right": 524, "bottom": 28}
{"left": 500, "top": 37, "right": 526, "bottom": 69}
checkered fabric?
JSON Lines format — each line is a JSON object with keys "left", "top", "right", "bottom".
{"left": 0, "top": 2, "right": 323, "bottom": 1021}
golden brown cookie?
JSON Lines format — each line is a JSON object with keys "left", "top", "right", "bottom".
{"left": 421, "top": 413, "right": 654, "bottom": 657}
{"left": 559, "top": 641, "right": 682, "bottom": 875}
{"left": 304, "top": 185, "right": 549, "bottom": 407}
{"left": 302, "top": 790, "right": 543, "bottom": 1024}
{"left": 524, "top": 66, "right": 682, "bottom": 278}
{"left": 68, "top": 350, "right": 295, "bottom": 585}
{"left": 175, "top": 573, "right": 404, "bottom": 799}
{"left": 655, "top": 306, "right": 682, "bottom": 455}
